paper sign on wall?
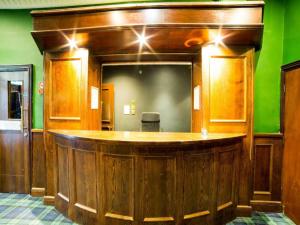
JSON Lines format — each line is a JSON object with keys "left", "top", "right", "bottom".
{"left": 194, "top": 85, "right": 200, "bottom": 110}
{"left": 91, "top": 86, "right": 99, "bottom": 109}
{"left": 124, "top": 105, "right": 130, "bottom": 115}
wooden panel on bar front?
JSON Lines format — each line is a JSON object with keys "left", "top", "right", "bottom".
{"left": 141, "top": 155, "right": 176, "bottom": 224}
{"left": 103, "top": 153, "right": 134, "bottom": 225}
{"left": 183, "top": 151, "right": 212, "bottom": 224}
{"left": 54, "top": 140, "right": 70, "bottom": 215}
{"left": 70, "top": 140, "right": 98, "bottom": 225}
{"left": 251, "top": 133, "right": 283, "bottom": 212}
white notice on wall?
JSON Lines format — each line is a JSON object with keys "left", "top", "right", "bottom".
{"left": 91, "top": 86, "right": 99, "bottom": 109}
{"left": 123, "top": 105, "right": 130, "bottom": 115}
{"left": 194, "top": 85, "right": 200, "bottom": 110}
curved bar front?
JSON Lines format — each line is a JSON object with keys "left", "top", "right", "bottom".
{"left": 49, "top": 130, "right": 245, "bottom": 225}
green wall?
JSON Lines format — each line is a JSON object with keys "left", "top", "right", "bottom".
{"left": 0, "top": 10, "right": 43, "bottom": 128}
{"left": 0, "top": 1, "right": 292, "bottom": 132}
{"left": 283, "top": 0, "right": 300, "bottom": 65}
{"left": 254, "top": 0, "right": 285, "bottom": 133}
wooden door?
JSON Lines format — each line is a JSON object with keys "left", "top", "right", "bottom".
{"left": 282, "top": 62, "right": 300, "bottom": 224}
{"left": 0, "top": 65, "right": 32, "bottom": 193}
{"left": 202, "top": 45, "right": 254, "bottom": 214}
{"left": 101, "top": 83, "right": 114, "bottom": 130}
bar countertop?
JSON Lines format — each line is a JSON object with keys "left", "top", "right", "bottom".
{"left": 48, "top": 129, "right": 245, "bottom": 144}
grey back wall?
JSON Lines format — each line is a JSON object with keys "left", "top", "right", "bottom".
{"left": 102, "top": 65, "right": 191, "bottom": 132}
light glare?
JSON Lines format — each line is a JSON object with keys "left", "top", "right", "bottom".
{"left": 68, "top": 38, "right": 77, "bottom": 49}
{"left": 214, "top": 35, "right": 223, "bottom": 45}
{"left": 137, "top": 33, "right": 147, "bottom": 46}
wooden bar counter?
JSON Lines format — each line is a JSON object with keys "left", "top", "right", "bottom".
{"left": 49, "top": 130, "right": 245, "bottom": 225}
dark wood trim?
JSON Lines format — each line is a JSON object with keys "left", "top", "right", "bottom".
{"left": 254, "top": 133, "right": 283, "bottom": 138}
{"left": 252, "top": 134, "right": 283, "bottom": 212}
{"left": 251, "top": 200, "right": 282, "bottom": 213}
{"left": 32, "top": 129, "right": 44, "bottom": 133}
{"left": 31, "top": 1, "right": 265, "bottom": 16}
{"left": 281, "top": 60, "right": 300, "bottom": 133}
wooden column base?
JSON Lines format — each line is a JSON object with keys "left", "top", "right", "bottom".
{"left": 251, "top": 200, "right": 282, "bottom": 212}
{"left": 236, "top": 205, "right": 252, "bottom": 217}
{"left": 43, "top": 196, "right": 55, "bottom": 205}
{"left": 31, "top": 187, "right": 45, "bottom": 197}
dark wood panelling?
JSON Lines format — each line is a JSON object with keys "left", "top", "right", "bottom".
{"left": 49, "top": 130, "right": 243, "bottom": 225}
{"left": 251, "top": 133, "right": 283, "bottom": 212}
{"left": 281, "top": 61, "right": 300, "bottom": 224}
{"left": 54, "top": 141, "right": 70, "bottom": 215}
{"left": 254, "top": 145, "right": 272, "bottom": 193}
{"left": 141, "top": 155, "right": 176, "bottom": 224}
{"left": 103, "top": 154, "right": 134, "bottom": 224}
{"left": 183, "top": 152, "right": 213, "bottom": 225}
{"left": 70, "top": 141, "right": 98, "bottom": 225}
{"left": 31, "top": 129, "right": 46, "bottom": 197}
{"left": 216, "top": 145, "right": 239, "bottom": 223}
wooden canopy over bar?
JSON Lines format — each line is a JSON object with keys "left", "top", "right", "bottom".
{"left": 31, "top": 1, "right": 264, "bottom": 58}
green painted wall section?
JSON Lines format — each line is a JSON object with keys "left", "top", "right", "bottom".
{"left": 254, "top": 0, "right": 285, "bottom": 133}
{"left": 0, "top": 10, "right": 43, "bottom": 128}
{"left": 0, "top": 1, "right": 292, "bottom": 132}
{"left": 283, "top": 0, "right": 300, "bottom": 65}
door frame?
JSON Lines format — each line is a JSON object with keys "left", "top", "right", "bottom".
{"left": 0, "top": 64, "right": 33, "bottom": 193}
{"left": 280, "top": 60, "right": 300, "bottom": 133}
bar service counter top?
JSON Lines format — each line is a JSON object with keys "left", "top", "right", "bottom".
{"left": 48, "top": 129, "right": 245, "bottom": 225}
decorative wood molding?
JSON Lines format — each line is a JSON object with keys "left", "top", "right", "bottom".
{"left": 43, "top": 195, "right": 55, "bottom": 205}
{"left": 251, "top": 200, "right": 282, "bottom": 213}
{"left": 31, "top": 1, "right": 265, "bottom": 16}
{"left": 254, "top": 133, "right": 283, "bottom": 138}
{"left": 105, "top": 213, "right": 133, "bottom": 221}
{"left": 236, "top": 205, "right": 252, "bottom": 217}
{"left": 31, "top": 187, "right": 45, "bottom": 197}
{"left": 183, "top": 210, "right": 210, "bottom": 220}
{"left": 31, "top": 128, "right": 44, "bottom": 133}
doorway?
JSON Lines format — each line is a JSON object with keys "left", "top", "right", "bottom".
{"left": 281, "top": 61, "right": 300, "bottom": 224}
{"left": 0, "top": 65, "right": 32, "bottom": 193}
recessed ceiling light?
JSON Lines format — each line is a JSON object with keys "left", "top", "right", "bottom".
{"left": 137, "top": 33, "right": 148, "bottom": 46}
{"left": 68, "top": 38, "right": 77, "bottom": 49}
{"left": 214, "top": 35, "right": 223, "bottom": 45}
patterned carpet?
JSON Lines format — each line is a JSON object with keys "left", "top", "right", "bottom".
{"left": 0, "top": 193, "right": 296, "bottom": 225}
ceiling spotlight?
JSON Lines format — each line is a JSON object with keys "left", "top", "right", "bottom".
{"left": 68, "top": 38, "right": 77, "bottom": 49}
{"left": 137, "top": 33, "right": 148, "bottom": 46}
{"left": 214, "top": 35, "right": 223, "bottom": 45}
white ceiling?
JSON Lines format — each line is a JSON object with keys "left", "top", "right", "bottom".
{"left": 0, "top": 0, "right": 147, "bottom": 9}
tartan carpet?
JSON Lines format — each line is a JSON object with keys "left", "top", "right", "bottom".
{"left": 0, "top": 193, "right": 296, "bottom": 225}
